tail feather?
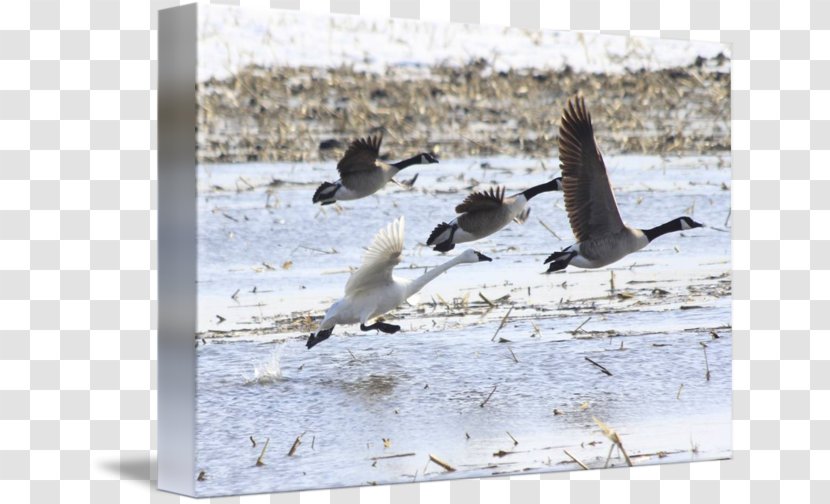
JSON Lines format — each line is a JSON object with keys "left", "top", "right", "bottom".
{"left": 543, "top": 249, "right": 573, "bottom": 264}
{"left": 544, "top": 250, "right": 576, "bottom": 273}
{"left": 427, "top": 222, "right": 456, "bottom": 251}
{"left": 313, "top": 182, "right": 338, "bottom": 204}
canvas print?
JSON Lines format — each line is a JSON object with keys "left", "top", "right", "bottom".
{"left": 187, "top": 5, "right": 731, "bottom": 496}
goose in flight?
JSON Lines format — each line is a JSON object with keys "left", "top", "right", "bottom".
{"left": 312, "top": 135, "right": 438, "bottom": 205}
{"left": 545, "top": 97, "right": 703, "bottom": 272}
{"left": 426, "top": 178, "right": 563, "bottom": 252}
{"left": 306, "top": 217, "right": 492, "bottom": 349}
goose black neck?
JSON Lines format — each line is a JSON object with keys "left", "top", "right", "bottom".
{"left": 392, "top": 155, "right": 421, "bottom": 170}
{"left": 522, "top": 178, "right": 562, "bottom": 200}
{"left": 643, "top": 218, "right": 685, "bottom": 243}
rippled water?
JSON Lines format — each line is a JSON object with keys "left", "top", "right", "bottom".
{"left": 194, "top": 155, "right": 731, "bottom": 497}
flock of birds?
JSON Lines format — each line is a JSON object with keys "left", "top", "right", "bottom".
{"left": 304, "top": 97, "right": 704, "bottom": 349}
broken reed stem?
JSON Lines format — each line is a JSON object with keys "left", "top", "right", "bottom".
{"left": 700, "top": 342, "right": 711, "bottom": 381}
{"left": 238, "top": 176, "right": 255, "bottom": 190}
{"left": 478, "top": 292, "right": 495, "bottom": 307}
{"left": 594, "top": 416, "right": 633, "bottom": 468}
{"left": 508, "top": 346, "right": 519, "bottom": 363}
{"left": 288, "top": 432, "right": 306, "bottom": 457}
{"left": 610, "top": 270, "right": 616, "bottom": 292}
{"left": 480, "top": 385, "right": 497, "bottom": 408}
{"left": 256, "top": 437, "right": 270, "bottom": 466}
{"left": 604, "top": 443, "right": 615, "bottom": 468}
{"left": 618, "top": 442, "right": 633, "bottom": 467}
{"left": 585, "top": 357, "right": 613, "bottom": 376}
{"left": 506, "top": 431, "right": 519, "bottom": 446}
{"left": 297, "top": 245, "right": 337, "bottom": 255}
{"left": 537, "top": 218, "right": 561, "bottom": 240}
{"left": 428, "top": 453, "right": 456, "bottom": 472}
{"left": 572, "top": 316, "right": 592, "bottom": 334}
{"left": 370, "top": 452, "right": 416, "bottom": 461}
{"left": 677, "top": 383, "right": 684, "bottom": 400}
{"left": 491, "top": 306, "right": 514, "bottom": 342}
{"left": 564, "top": 449, "right": 589, "bottom": 470}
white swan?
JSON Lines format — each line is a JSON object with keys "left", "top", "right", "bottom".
{"left": 545, "top": 97, "right": 703, "bottom": 272}
{"left": 306, "top": 216, "right": 492, "bottom": 349}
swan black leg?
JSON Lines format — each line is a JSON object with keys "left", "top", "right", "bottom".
{"left": 360, "top": 322, "right": 401, "bottom": 334}
{"left": 376, "top": 322, "right": 401, "bottom": 334}
{"left": 306, "top": 327, "right": 334, "bottom": 349}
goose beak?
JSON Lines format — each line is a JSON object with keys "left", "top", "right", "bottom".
{"left": 474, "top": 251, "right": 493, "bottom": 262}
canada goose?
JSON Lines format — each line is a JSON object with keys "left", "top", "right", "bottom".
{"left": 312, "top": 135, "right": 438, "bottom": 205}
{"left": 426, "top": 178, "right": 563, "bottom": 252}
{"left": 544, "top": 97, "right": 703, "bottom": 272}
{"left": 306, "top": 217, "right": 492, "bottom": 349}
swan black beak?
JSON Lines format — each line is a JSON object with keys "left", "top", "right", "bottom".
{"left": 475, "top": 251, "right": 493, "bottom": 262}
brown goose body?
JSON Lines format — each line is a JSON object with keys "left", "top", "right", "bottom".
{"left": 544, "top": 97, "right": 702, "bottom": 272}
{"left": 312, "top": 135, "right": 438, "bottom": 205}
{"left": 427, "top": 179, "right": 563, "bottom": 252}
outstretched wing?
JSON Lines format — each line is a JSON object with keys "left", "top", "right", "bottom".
{"left": 454, "top": 186, "right": 506, "bottom": 214}
{"left": 344, "top": 216, "right": 405, "bottom": 295}
{"left": 558, "top": 96, "right": 624, "bottom": 242}
{"left": 337, "top": 135, "right": 382, "bottom": 177}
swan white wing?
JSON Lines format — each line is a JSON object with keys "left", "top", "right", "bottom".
{"left": 344, "top": 217, "right": 405, "bottom": 296}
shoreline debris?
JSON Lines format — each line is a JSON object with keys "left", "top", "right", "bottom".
{"left": 491, "top": 306, "right": 514, "bottom": 342}
{"left": 288, "top": 432, "right": 306, "bottom": 457}
{"left": 594, "top": 417, "right": 632, "bottom": 468}
{"left": 585, "top": 357, "right": 612, "bottom": 376}
{"left": 427, "top": 453, "right": 456, "bottom": 472}
{"left": 700, "top": 342, "right": 711, "bottom": 380}
{"left": 370, "top": 452, "right": 416, "bottom": 461}
{"left": 563, "top": 450, "right": 589, "bottom": 470}
{"left": 480, "top": 385, "right": 497, "bottom": 408}
{"left": 256, "top": 437, "right": 270, "bottom": 466}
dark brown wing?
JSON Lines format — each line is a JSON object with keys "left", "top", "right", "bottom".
{"left": 558, "top": 97, "right": 624, "bottom": 242}
{"left": 454, "top": 186, "right": 506, "bottom": 214}
{"left": 337, "top": 135, "right": 383, "bottom": 178}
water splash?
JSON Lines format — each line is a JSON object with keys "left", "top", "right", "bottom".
{"left": 243, "top": 348, "right": 283, "bottom": 385}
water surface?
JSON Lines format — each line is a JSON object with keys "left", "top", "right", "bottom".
{"left": 194, "top": 155, "right": 731, "bottom": 496}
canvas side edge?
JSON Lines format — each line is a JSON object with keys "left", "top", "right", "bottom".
{"left": 157, "top": 3, "right": 198, "bottom": 497}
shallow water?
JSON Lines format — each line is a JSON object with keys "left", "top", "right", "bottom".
{"left": 194, "top": 154, "right": 731, "bottom": 496}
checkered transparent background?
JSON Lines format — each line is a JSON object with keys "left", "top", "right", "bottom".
{"left": 0, "top": 0, "right": 826, "bottom": 502}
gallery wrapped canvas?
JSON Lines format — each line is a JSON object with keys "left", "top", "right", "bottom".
{"left": 159, "top": 4, "right": 731, "bottom": 497}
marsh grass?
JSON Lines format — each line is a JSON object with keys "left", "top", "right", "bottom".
{"left": 197, "top": 57, "right": 729, "bottom": 164}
